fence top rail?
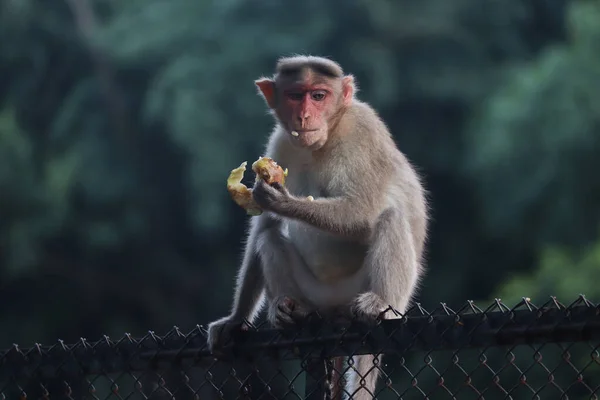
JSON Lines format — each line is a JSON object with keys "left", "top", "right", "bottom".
{"left": 1, "top": 295, "right": 599, "bottom": 379}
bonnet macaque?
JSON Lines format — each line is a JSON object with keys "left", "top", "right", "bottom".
{"left": 208, "top": 55, "right": 429, "bottom": 400}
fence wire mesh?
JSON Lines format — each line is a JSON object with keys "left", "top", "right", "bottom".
{"left": 1, "top": 295, "right": 599, "bottom": 399}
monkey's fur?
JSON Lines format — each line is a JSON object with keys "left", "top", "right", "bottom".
{"left": 207, "top": 55, "right": 429, "bottom": 400}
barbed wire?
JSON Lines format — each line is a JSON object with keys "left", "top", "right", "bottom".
{"left": 1, "top": 295, "right": 599, "bottom": 399}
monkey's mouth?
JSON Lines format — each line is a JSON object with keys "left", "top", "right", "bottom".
{"left": 290, "top": 129, "right": 318, "bottom": 137}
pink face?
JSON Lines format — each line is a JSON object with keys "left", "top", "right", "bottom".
{"left": 255, "top": 74, "right": 354, "bottom": 150}
{"left": 277, "top": 83, "right": 339, "bottom": 149}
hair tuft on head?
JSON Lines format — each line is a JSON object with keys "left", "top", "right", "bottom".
{"left": 275, "top": 54, "right": 343, "bottom": 79}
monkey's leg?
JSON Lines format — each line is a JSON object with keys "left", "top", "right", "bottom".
{"left": 346, "top": 207, "right": 420, "bottom": 400}
{"left": 256, "top": 222, "right": 313, "bottom": 328}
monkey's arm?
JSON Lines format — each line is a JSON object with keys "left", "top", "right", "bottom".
{"left": 283, "top": 195, "right": 373, "bottom": 238}
{"left": 352, "top": 207, "right": 421, "bottom": 319}
{"left": 213, "top": 215, "right": 268, "bottom": 323}
{"left": 227, "top": 217, "right": 268, "bottom": 323}
{"left": 253, "top": 180, "right": 379, "bottom": 239}
{"left": 207, "top": 237, "right": 263, "bottom": 352}
{"left": 207, "top": 215, "right": 279, "bottom": 352}
{"left": 230, "top": 252, "right": 264, "bottom": 323}
{"left": 253, "top": 130, "right": 391, "bottom": 239}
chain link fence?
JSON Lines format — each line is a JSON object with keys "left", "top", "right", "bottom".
{"left": 1, "top": 295, "right": 599, "bottom": 399}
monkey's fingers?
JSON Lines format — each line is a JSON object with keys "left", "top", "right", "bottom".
{"left": 274, "top": 315, "right": 297, "bottom": 329}
{"left": 275, "top": 303, "right": 305, "bottom": 328}
{"left": 252, "top": 180, "right": 280, "bottom": 208}
{"left": 271, "top": 182, "right": 292, "bottom": 197}
{"left": 207, "top": 335, "right": 229, "bottom": 359}
{"left": 280, "top": 296, "right": 296, "bottom": 310}
{"left": 278, "top": 302, "right": 315, "bottom": 327}
{"left": 210, "top": 347, "right": 229, "bottom": 360}
{"left": 252, "top": 156, "right": 287, "bottom": 186}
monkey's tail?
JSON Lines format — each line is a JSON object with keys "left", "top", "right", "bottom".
{"left": 344, "top": 354, "right": 382, "bottom": 400}
{"left": 328, "top": 356, "right": 344, "bottom": 400}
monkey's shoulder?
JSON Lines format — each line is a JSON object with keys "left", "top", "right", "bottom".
{"left": 348, "top": 101, "right": 391, "bottom": 135}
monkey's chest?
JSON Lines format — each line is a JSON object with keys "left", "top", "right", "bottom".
{"left": 286, "top": 165, "right": 321, "bottom": 197}
{"left": 282, "top": 221, "right": 366, "bottom": 283}
{"left": 282, "top": 169, "right": 366, "bottom": 281}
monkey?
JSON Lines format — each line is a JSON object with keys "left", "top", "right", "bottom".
{"left": 207, "top": 55, "right": 429, "bottom": 400}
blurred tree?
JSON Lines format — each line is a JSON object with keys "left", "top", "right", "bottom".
{"left": 0, "top": 0, "right": 577, "bottom": 349}
{"left": 0, "top": 108, "right": 64, "bottom": 276}
{"left": 95, "top": 0, "right": 571, "bottom": 308}
{"left": 0, "top": 0, "right": 208, "bottom": 344}
{"left": 3, "top": 1, "right": 598, "bottom": 397}
{"left": 497, "top": 239, "right": 600, "bottom": 307}
{"left": 465, "top": 0, "right": 600, "bottom": 264}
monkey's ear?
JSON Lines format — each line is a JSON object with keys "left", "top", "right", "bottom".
{"left": 255, "top": 78, "right": 277, "bottom": 109}
{"left": 341, "top": 75, "right": 356, "bottom": 106}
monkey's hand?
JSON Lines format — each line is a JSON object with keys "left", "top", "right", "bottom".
{"left": 206, "top": 316, "right": 249, "bottom": 358}
{"left": 267, "top": 296, "right": 311, "bottom": 329}
{"left": 252, "top": 179, "right": 293, "bottom": 214}
{"left": 350, "top": 292, "right": 389, "bottom": 323}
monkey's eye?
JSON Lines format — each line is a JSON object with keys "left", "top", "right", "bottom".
{"left": 311, "top": 91, "right": 326, "bottom": 101}
{"left": 286, "top": 92, "right": 304, "bottom": 101}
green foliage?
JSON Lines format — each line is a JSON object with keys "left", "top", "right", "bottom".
{"left": 0, "top": 0, "right": 594, "bottom": 352}
{"left": 96, "top": 0, "right": 336, "bottom": 234}
{"left": 0, "top": 108, "right": 67, "bottom": 276}
{"left": 498, "top": 239, "right": 600, "bottom": 306}
{"left": 4, "top": 1, "right": 600, "bottom": 397}
{"left": 465, "top": 0, "right": 600, "bottom": 249}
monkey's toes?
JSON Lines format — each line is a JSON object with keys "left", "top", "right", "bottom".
{"left": 350, "top": 293, "right": 387, "bottom": 323}
{"left": 274, "top": 313, "right": 297, "bottom": 329}
{"left": 206, "top": 317, "right": 247, "bottom": 358}
{"left": 275, "top": 304, "right": 300, "bottom": 328}
{"left": 270, "top": 297, "right": 310, "bottom": 329}
{"left": 281, "top": 296, "right": 297, "bottom": 309}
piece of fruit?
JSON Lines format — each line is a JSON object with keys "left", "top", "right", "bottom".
{"left": 226, "top": 157, "right": 289, "bottom": 216}
{"left": 227, "top": 162, "right": 262, "bottom": 216}
{"left": 251, "top": 157, "right": 288, "bottom": 186}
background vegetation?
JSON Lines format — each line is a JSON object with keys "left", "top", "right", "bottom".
{"left": 1, "top": 0, "right": 599, "bottom": 385}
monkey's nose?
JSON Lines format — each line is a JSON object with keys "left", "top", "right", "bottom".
{"left": 298, "top": 114, "right": 310, "bottom": 128}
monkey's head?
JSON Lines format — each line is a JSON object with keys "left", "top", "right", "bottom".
{"left": 255, "top": 55, "right": 355, "bottom": 151}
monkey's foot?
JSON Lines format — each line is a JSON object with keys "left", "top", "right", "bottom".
{"left": 350, "top": 292, "right": 388, "bottom": 323}
{"left": 206, "top": 316, "right": 251, "bottom": 359}
{"left": 269, "top": 296, "right": 311, "bottom": 329}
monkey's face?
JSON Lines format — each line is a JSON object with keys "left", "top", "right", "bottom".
{"left": 255, "top": 68, "right": 354, "bottom": 151}
{"left": 274, "top": 81, "right": 342, "bottom": 150}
